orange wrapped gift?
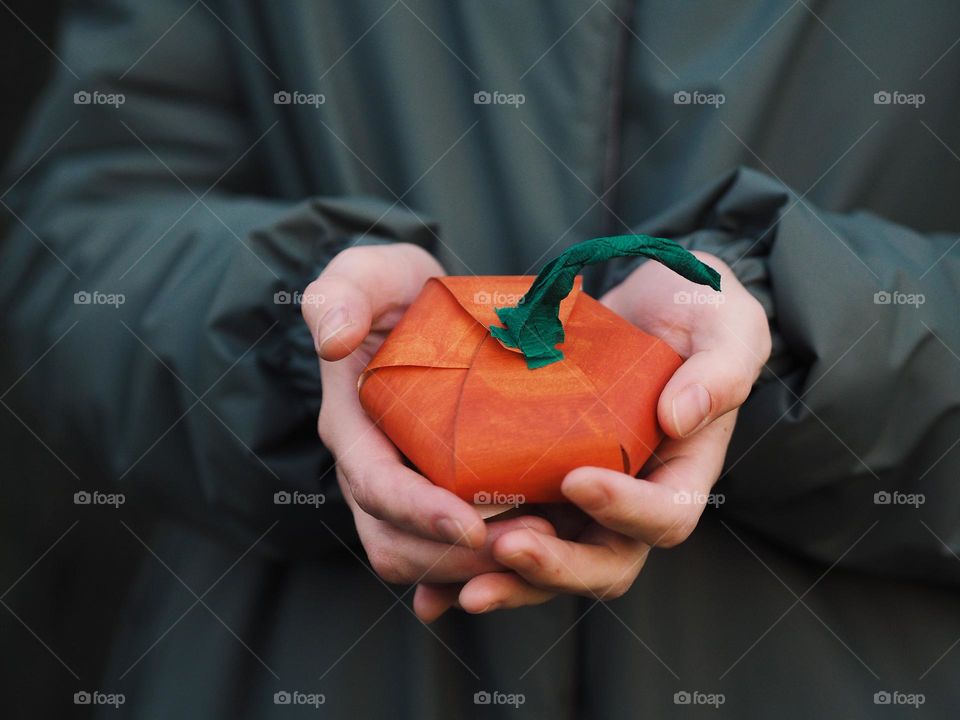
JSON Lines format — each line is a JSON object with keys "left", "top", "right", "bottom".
{"left": 358, "top": 236, "right": 721, "bottom": 503}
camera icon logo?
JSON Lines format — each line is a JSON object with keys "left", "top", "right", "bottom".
{"left": 874, "top": 691, "right": 891, "bottom": 704}
{"left": 674, "top": 691, "right": 692, "bottom": 704}
{"left": 873, "top": 91, "right": 891, "bottom": 105}
{"left": 73, "top": 91, "right": 91, "bottom": 105}
{"left": 673, "top": 90, "right": 691, "bottom": 104}
{"left": 274, "top": 290, "right": 291, "bottom": 304}
{"left": 74, "top": 291, "right": 91, "bottom": 304}
{"left": 474, "top": 691, "right": 491, "bottom": 705}
{"left": 274, "top": 491, "right": 292, "bottom": 505}
{"left": 473, "top": 491, "right": 491, "bottom": 504}
{"left": 274, "top": 690, "right": 291, "bottom": 705}
{"left": 74, "top": 691, "right": 92, "bottom": 704}
{"left": 473, "top": 91, "right": 491, "bottom": 105}
{"left": 74, "top": 491, "right": 92, "bottom": 505}
{"left": 274, "top": 91, "right": 292, "bottom": 105}
{"left": 874, "top": 491, "right": 891, "bottom": 505}
{"left": 873, "top": 291, "right": 891, "bottom": 304}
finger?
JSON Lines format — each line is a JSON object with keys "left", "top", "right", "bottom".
{"left": 327, "top": 414, "right": 488, "bottom": 550}
{"left": 339, "top": 455, "right": 488, "bottom": 548}
{"left": 562, "top": 414, "right": 734, "bottom": 546}
{"left": 413, "top": 583, "right": 461, "bottom": 623}
{"left": 492, "top": 527, "right": 646, "bottom": 600}
{"left": 320, "top": 352, "right": 488, "bottom": 548}
{"left": 360, "top": 514, "right": 557, "bottom": 585}
{"left": 415, "top": 512, "right": 560, "bottom": 619}
{"left": 301, "top": 243, "right": 443, "bottom": 360}
{"left": 658, "top": 265, "right": 767, "bottom": 439}
{"left": 657, "top": 345, "right": 758, "bottom": 438}
{"left": 645, "top": 409, "right": 736, "bottom": 481}
{"left": 458, "top": 572, "right": 556, "bottom": 613}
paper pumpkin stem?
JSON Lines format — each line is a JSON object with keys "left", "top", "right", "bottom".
{"left": 490, "top": 235, "right": 722, "bottom": 369}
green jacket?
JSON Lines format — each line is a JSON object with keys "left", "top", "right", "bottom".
{"left": 3, "top": 0, "right": 960, "bottom": 717}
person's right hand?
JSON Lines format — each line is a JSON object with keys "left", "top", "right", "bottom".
{"left": 302, "top": 243, "right": 556, "bottom": 618}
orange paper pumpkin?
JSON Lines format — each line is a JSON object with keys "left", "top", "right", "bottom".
{"left": 358, "top": 236, "right": 721, "bottom": 504}
{"left": 359, "top": 276, "right": 684, "bottom": 503}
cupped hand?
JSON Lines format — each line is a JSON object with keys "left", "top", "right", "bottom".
{"left": 302, "top": 243, "right": 555, "bottom": 619}
{"left": 441, "top": 252, "right": 772, "bottom": 615}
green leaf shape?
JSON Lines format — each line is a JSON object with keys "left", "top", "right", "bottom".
{"left": 490, "top": 235, "right": 722, "bottom": 369}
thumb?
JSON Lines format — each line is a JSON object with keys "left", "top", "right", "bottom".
{"left": 658, "top": 346, "right": 757, "bottom": 438}
{"left": 301, "top": 243, "right": 443, "bottom": 360}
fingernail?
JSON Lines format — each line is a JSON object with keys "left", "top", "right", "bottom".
{"left": 671, "top": 384, "right": 712, "bottom": 437}
{"left": 315, "top": 306, "right": 353, "bottom": 355}
{"left": 435, "top": 517, "right": 467, "bottom": 544}
{"left": 504, "top": 551, "right": 538, "bottom": 570}
{"left": 480, "top": 602, "right": 501, "bottom": 613}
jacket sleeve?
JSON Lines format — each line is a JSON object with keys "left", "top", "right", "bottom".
{"left": 607, "top": 166, "right": 960, "bottom": 585}
{"left": 0, "top": 0, "right": 436, "bottom": 557}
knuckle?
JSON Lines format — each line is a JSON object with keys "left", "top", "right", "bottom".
{"left": 398, "top": 242, "right": 442, "bottom": 272}
{"left": 347, "top": 459, "right": 394, "bottom": 520}
{"left": 745, "top": 296, "right": 772, "bottom": 363}
{"left": 518, "top": 516, "right": 556, "bottom": 537}
{"left": 317, "top": 402, "right": 333, "bottom": 441}
{"left": 659, "top": 513, "right": 700, "bottom": 548}
{"left": 325, "top": 244, "right": 369, "bottom": 274}
{"left": 366, "top": 546, "right": 412, "bottom": 585}
{"left": 300, "top": 279, "right": 324, "bottom": 322}
{"left": 315, "top": 248, "right": 375, "bottom": 297}
{"left": 320, "top": 245, "right": 380, "bottom": 282}
{"left": 719, "top": 359, "right": 755, "bottom": 411}
{"left": 730, "top": 374, "right": 754, "bottom": 407}
{"left": 600, "top": 577, "right": 632, "bottom": 601}
{"left": 346, "top": 464, "right": 376, "bottom": 515}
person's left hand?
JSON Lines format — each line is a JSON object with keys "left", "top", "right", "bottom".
{"left": 414, "top": 252, "right": 771, "bottom": 619}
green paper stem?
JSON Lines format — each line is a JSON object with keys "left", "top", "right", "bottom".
{"left": 490, "top": 235, "right": 722, "bottom": 369}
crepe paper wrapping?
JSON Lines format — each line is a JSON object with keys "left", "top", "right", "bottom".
{"left": 359, "top": 273, "right": 685, "bottom": 503}
{"left": 491, "top": 235, "right": 721, "bottom": 369}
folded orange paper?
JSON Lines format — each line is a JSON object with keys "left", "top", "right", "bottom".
{"left": 358, "top": 236, "right": 721, "bottom": 504}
